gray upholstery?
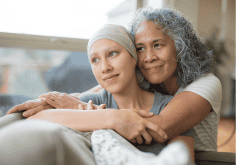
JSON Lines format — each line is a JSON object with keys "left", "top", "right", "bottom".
{"left": 0, "top": 95, "right": 32, "bottom": 117}
{"left": 44, "top": 52, "right": 98, "bottom": 94}
{"left": 195, "top": 151, "right": 235, "bottom": 165}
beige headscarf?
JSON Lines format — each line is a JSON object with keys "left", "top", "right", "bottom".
{"left": 87, "top": 24, "right": 137, "bottom": 60}
{"left": 87, "top": 24, "right": 150, "bottom": 90}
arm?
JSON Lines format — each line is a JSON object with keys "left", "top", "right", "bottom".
{"left": 7, "top": 91, "right": 101, "bottom": 117}
{"left": 147, "top": 91, "right": 211, "bottom": 140}
{"left": 147, "top": 74, "right": 222, "bottom": 142}
{"left": 28, "top": 109, "right": 113, "bottom": 132}
{"left": 27, "top": 108, "right": 164, "bottom": 144}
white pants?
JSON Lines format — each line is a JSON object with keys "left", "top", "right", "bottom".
{"left": 0, "top": 113, "right": 96, "bottom": 165}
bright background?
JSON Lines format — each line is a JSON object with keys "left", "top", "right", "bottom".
{"left": 0, "top": 0, "right": 125, "bottom": 39}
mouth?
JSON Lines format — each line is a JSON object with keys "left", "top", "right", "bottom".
{"left": 143, "top": 65, "right": 163, "bottom": 71}
{"left": 103, "top": 74, "right": 119, "bottom": 81}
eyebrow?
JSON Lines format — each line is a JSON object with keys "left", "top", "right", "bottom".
{"left": 135, "top": 39, "right": 161, "bottom": 46}
{"left": 89, "top": 45, "right": 121, "bottom": 57}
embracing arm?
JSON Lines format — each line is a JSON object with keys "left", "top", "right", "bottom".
{"left": 28, "top": 109, "right": 113, "bottom": 131}
{"left": 147, "top": 74, "right": 222, "bottom": 141}
{"left": 27, "top": 108, "right": 164, "bottom": 144}
{"left": 147, "top": 91, "right": 211, "bottom": 140}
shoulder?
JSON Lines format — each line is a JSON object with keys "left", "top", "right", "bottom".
{"left": 186, "top": 73, "right": 221, "bottom": 89}
{"left": 178, "top": 73, "right": 222, "bottom": 115}
{"left": 151, "top": 90, "right": 173, "bottom": 114}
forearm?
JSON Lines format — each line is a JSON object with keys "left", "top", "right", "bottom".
{"left": 147, "top": 91, "right": 211, "bottom": 140}
{"left": 27, "top": 109, "right": 115, "bottom": 132}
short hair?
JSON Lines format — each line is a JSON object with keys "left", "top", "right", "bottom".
{"left": 129, "top": 7, "right": 213, "bottom": 88}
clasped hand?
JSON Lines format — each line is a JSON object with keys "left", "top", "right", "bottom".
{"left": 7, "top": 91, "right": 105, "bottom": 117}
{"left": 7, "top": 92, "right": 167, "bottom": 144}
{"left": 109, "top": 109, "right": 167, "bottom": 145}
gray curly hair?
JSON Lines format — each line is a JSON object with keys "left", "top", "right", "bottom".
{"left": 129, "top": 7, "right": 213, "bottom": 88}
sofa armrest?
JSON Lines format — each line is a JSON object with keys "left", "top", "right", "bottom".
{"left": 195, "top": 151, "right": 235, "bottom": 165}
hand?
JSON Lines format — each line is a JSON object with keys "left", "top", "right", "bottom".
{"left": 40, "top": 92, "right": 84, "bottom": 109}
{"left": 40, "top": 92, "right": 106, "bottom": 110}
{"left": 123, "top": 109, "right": 168, "bottom": 143}
{"left": 111, "top": 109, "right": 166, "bottom": 145}
{"left": 6, "top": 99, "right": 54, "bottom": 118}
{"left": 78, "top": 100, "right": 106, "bottom": 110}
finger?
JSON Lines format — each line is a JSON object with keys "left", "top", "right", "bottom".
{"left": 6, "top": 104, "right": 26, "bottom": 115}
{"left": 38, "top": 92, "right": 50, "bottom": 99}
{"left": 145, "top": 121, "right": 168, "bottom": 141}
{"left": 59, "top": 93, "right": 67, "bottom": 96}
{"left": 41, "top": 97, "right": 58, "bottom": 108}
{"left": 22, "top": 106, "right": 45, "bottom": 117}
{"left": 142, "top": 131, "right": 152, "bottom": 145}
{"left": 130, "top": 138, "right": 136, "bottom": 144}
{"left": 45, "top": 94, "right": 58, "bottom": 101}
{"left": 97, "top": 104, "right": 106, "bottom": 110}
{"left": 51, "top": 91, "right": 60, "bottom": 95}
{"left": 6, "top": 101, "right": 40, "bottom": 115}
{"left": 87, "top": 100, "right": 94, "bottom": 110}
{"left": 133, "top": 110, "right": 154, "bottom": 118}
{"left": 78, "top": 104, "right": 84, "bottom": 110}
{"left": 135, "top": 135, "right": 143, "bottom": 144}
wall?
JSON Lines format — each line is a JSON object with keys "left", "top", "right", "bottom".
{"left": 198, "top": 0, "right": 235, "bottom": 116}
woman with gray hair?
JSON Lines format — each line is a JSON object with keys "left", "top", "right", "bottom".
{"left": 127, "top": 7, "right": 222, "bottom": 153}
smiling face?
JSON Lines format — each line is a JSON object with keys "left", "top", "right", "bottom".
{"left": 135, "top": 21, "right": 178, "bottom": 85}
{"left": 89, "top": 39, "right": 137, "bottom": 94}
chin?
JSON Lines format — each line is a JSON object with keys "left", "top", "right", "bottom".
{"left": 144, "top": 75, "right": 162, "bottom": 85}
{"left": 105, "top": 85, "right": 122, "bottom": 94}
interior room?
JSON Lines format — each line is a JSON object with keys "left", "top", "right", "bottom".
{"left": 0, "top": 0, "right": 235, "bottom": 164}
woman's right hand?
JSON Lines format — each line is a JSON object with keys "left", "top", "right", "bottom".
{"left": 110, "top": 109, "right": 167, "bottom": 145}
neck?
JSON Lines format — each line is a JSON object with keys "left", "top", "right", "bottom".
{"left": 160, "top": 76, "right": 179, "bottom": 96}
{"left": 112, "top": 80, "right": 154, "bottom": 111}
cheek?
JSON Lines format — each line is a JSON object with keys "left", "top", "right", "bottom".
{"left": 137, "top": 57, "right": 143, "bottom": 68}
{"left": 92, "top": 67, "right": 100, "bottom": 80}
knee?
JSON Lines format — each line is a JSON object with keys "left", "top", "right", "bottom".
{"left": 0, "top": 120, "right": 64, "bottom": 147}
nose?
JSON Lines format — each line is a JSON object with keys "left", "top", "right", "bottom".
{"left": 101, "top": 60, "right": 112, "bottom": 73}
{"left": 144, "top": 48, "right": 158, "bottom": 63}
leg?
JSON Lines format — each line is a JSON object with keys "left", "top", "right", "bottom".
{"left": 92, "top": 129, "right": 192, "bottom": 165}
{"left": 0, "top": 112, "right": 25, "bottom": 129}
{"left": 0, "top": 120, "right": 96, "bottom": 165}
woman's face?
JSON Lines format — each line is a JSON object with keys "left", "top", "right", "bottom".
{"left": 135, "top": 21, "right": 177, "bottom": 85}
{"left": 89, "top": 39, "right": 137, "bottom": 94}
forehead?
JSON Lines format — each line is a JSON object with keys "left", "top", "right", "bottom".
{"left": 89, "top": 39, "right": 122, "bottom": 55}
{"left": 135, "top": 21, "right": 172, "bottom": 43}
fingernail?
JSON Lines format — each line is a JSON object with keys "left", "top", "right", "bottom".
{"left": 23, "top": 111, "right": 28, "bottom": 117}
{"left": 164, "top": 134, "right": 168, "bottom": 139}
{"left": 41, "top": 97, "right": 45, "bottom": 101}
{"left": 89, "top": 100, "right": 92, "bottom": 103}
